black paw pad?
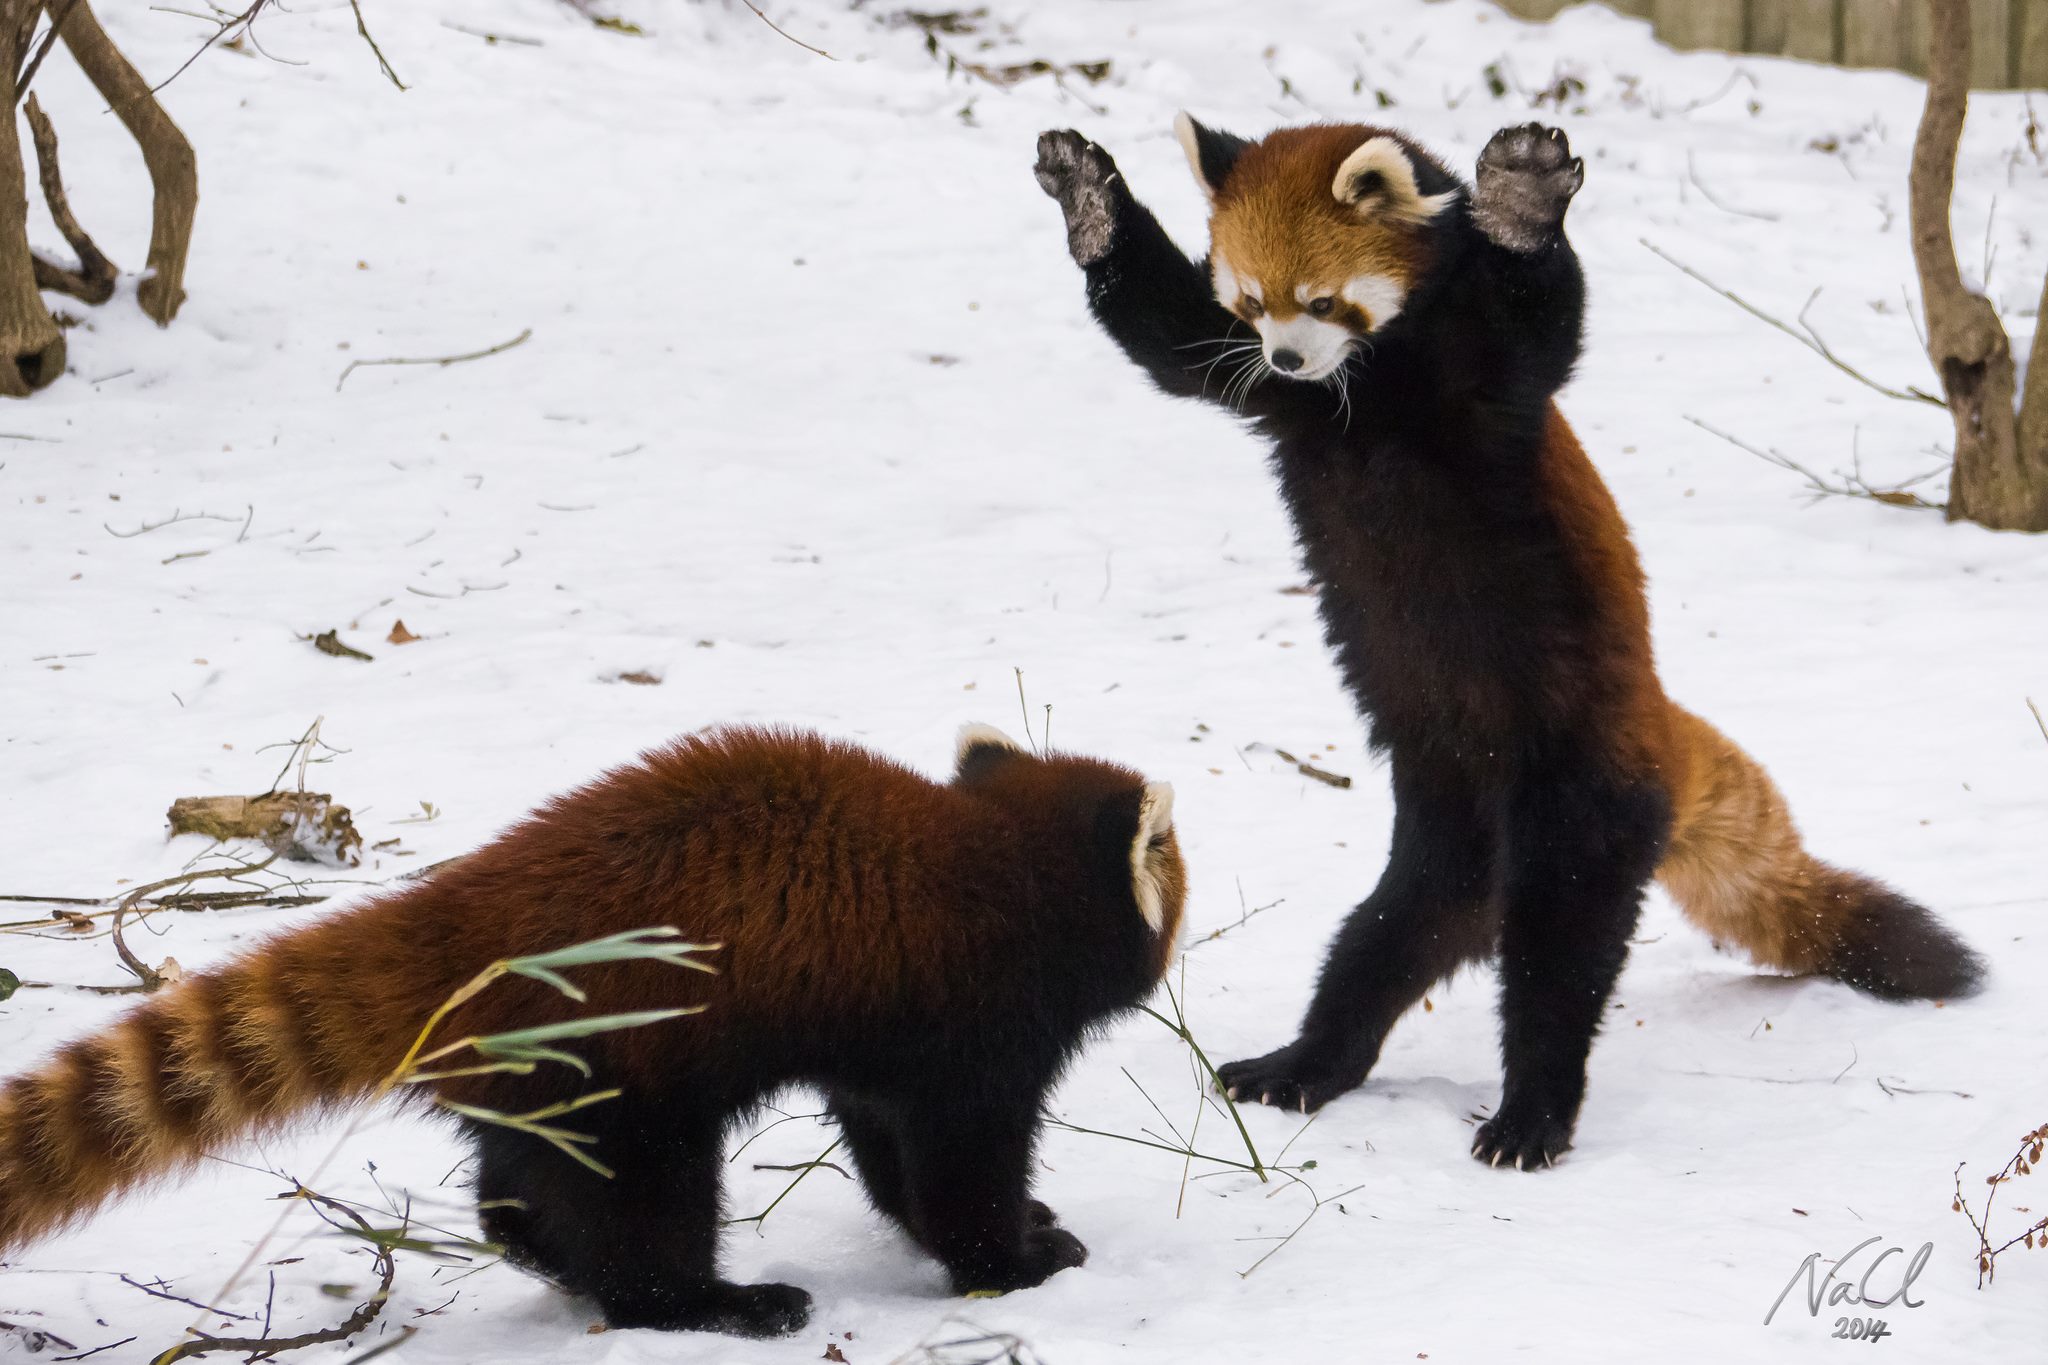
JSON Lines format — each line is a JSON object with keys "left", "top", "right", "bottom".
{"left": 1034, "top": 129, "right": 1124, "bottom": 266}
{"left": 1472, "top": 122, "right": 1584, "bottom": 252}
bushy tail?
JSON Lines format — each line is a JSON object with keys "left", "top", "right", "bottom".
{"left": 1655, "top": 706, "right": 1985, "bottom": 1001}
{"left": 0, "top": 899, "right": 431, "bottom": 1253}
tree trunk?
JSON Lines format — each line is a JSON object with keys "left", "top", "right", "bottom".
{"left": 0, "top": 0, "right": 65, "bottom": 395}
{"left": 52, "top": 0, "right": 196, "bottom": 325}
{"left": 1909, "top": 0, "right": 2048, "bottom": 530}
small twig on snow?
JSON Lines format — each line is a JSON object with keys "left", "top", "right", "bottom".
{"left": 336, "top": 328, "right": 532, "bottom": 391}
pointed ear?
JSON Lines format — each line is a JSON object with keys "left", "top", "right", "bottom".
{"left": 954, "top": 722, "right": 1028, "bottom": 784}
{"left": 1332, "top": 136, "right": 1457, "bottom": 225}
{"left": 1128, "top": 781, "right": 1176, "bottom": 933}
{"left": 1175, "top": 111, "right": 1249, "bottom": 202}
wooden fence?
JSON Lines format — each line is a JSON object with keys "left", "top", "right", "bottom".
{"left": 1497, "top": 1, "right": 2048, "bottom": 88}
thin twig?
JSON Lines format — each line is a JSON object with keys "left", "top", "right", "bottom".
{"left": 348, "top": 0, "right": 404, "bottom": 88}
{"left": 336, "top": 328, "right": 531, "bottom": 391}
{"left": 1642, "top": 238, "right": 1944, "bottom": 406}
{"left": 1685, "top": 415, "right": 1944, "bottom": 511}
{"left": 13, "top": 0, "right": 85, "bottom": 103}
{"left": 738, "top": 0, "right": 834, "bottom": 60}
{"left": 149, "top": 1190, "right": 398, "bottom": 1363}
{"left": 1685, "top": 150, "right": 1780, "bottom": 221}
{"left": 2027, "top": 698, "right": 2046, "bottom": 747}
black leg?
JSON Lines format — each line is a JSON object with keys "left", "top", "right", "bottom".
{"left": 894, "top": 1097, "right": 1084, "bottom": 1296}
{"left": 470, "top": 1113, "right": 811, "bottom": 1337}
{"left": 1217, "top": 763, "right": 1497, "bottom": 1113}
{"left": 1473, "top": 762, "right": 1669, "bottom": 1171}
{"left": 827, "top": 1093, "right": 917, "bottom": 1239}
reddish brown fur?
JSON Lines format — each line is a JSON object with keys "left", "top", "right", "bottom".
{"left": 0, "top": 728, "right": 1186, "bottom": 1259}
{"left": 1210, "top": 125, "right": 1436, "bottom": 324}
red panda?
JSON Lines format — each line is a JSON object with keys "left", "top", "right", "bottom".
{"left": 1035, "top": 118, "right": 1982, "bottom": 1171}
{"left": 0, "top": 725, "right": 1186, "bottom": 1336}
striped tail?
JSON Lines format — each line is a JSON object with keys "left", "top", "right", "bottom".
{"left": 1655, "top": 706, "right": 1985, "bottom": 1001}
{"left": 0, "top": 899, "right": 429, "bottom": 1253}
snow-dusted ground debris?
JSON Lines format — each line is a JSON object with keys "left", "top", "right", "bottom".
{"left": 3, "top": 1, "right": 2045, "bottom": 1361}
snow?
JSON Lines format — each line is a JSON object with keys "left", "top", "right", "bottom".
{"left": 3, "top": 0, "right": 2046, "bottom": 1361}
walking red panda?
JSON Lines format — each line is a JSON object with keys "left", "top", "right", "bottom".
{"left": 1034, "top": 118, "right": 1982, "bottom": 1170}
{"left": 0, "top": 724, "right": 1186, "bottom": 1336}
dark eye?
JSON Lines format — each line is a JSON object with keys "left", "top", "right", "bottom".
{"left": 1242, "top": 297, "right": 1264, "bottom": 318}
{"left": 1309, "top": 296, "right": 1335, "bottom": 317}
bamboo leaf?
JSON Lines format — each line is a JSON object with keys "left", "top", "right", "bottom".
{"left": 469, "top": 1006, "right": 701, "bottom": 1060}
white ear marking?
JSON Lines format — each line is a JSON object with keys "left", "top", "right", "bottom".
{"left": 955, "top": 722, "right": 1024, "bottom": 765}
{"left": 1174, "top": 111, "right": 1219, "bottom": 201}
{"left": 1332, "top": 137, "right": 1456, "bottom": 225}
{"left": 1130, "top": 781, "right": 1176, "bottom": 933}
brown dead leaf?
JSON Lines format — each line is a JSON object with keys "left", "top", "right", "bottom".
{"left": 616, "top": 670, "right": 662, "bottom": 686}
{"left": 387, "top": 620, "right": 421, "bottom": 645}
{"left": 824, "top": 1346, "right": 848, "bottom": 1363}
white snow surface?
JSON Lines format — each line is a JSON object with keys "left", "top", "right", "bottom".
{"left": 3, "top": 1, "right": 2046, "bottom": 1361}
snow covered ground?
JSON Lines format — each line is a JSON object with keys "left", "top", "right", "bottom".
{"left": 3, "top": 0, "right": 2045, "bottom": 1360}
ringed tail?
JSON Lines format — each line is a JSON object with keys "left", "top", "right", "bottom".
{"left": 1655, "top": 705, "right": 1985, "bottom": 1000}
{"left": 0, "top": 895, "right": 433, "bottom": 1253}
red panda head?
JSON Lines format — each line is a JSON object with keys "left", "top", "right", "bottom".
{"left": 1176, "top": 114, "right": 1462, "bottom": 383}
{"left": 954, "top": 723, "right": 1187, "bottom": 976}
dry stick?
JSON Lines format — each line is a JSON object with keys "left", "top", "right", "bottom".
{"left": 738, "top": 0, "right": 834, "bottom": 60}
{"left": 1685, "top": 414, "right": 1944, "bottom": 511}
{"left": 1641, "top": 238, "right": 1944, "bottom": 407}
{"left": 147, "top": 0, "right": 270, "bottom": 96}
{"left": 149, "top": 1191, "right": 398, "bottom": 1364}
{"left": 1685, "top": 150, "right": 1779, "bottom": 222}
{"left": 347, "top": 0, "right": 404, "bottom": 88}
{"left": 2027, "top": 698, "right": 2046, "bottom": 747}
{"left": 335, "top": 328, "right": 532, "bottom": 392}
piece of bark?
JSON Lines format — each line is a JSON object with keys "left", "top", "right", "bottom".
{"left": 167, "top": 792, "right": 363, "bottom": 865}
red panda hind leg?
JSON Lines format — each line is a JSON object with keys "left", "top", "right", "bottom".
{"left": 1656, "top": 707, "right": 1984, "bottom": 1000}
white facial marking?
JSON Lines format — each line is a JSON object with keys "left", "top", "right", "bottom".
{"left": 1130, "top": 782, "right": 1176, "bottom": 934}
{"left": 1254, "top": 314, "right": 1354, "bottom": 382}
{"left": 1342, "top": 273, "right": 1407, "bottom": 330}
{"left": 1211, "top": 255, "right": 1243, "bottom": 311}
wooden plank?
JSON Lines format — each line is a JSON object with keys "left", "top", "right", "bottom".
{"left": 1653, "top": 0, "right": 1746, "bottom": 50}
{"left": 2018, "top": 0, "right": 2048, "bottom": 86}
{"left": 1500, "top": 0, "right": 1573, "bottom": 17}
{"left": 1842, "top": 0, "right": 1906, "bottom": 67}
{"left": 1969, "top": 0, "right": 2012, "bottom": 86}
{"left": 1767, "top": 0, "right": 1842, "bottom": 60}
{"left": 1603, "top": 0, "right": 1657, "bottom": 16}
{"left": 1901, "top": 0, "right": 1933, "bottom": 75}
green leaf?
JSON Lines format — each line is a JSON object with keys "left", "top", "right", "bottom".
{"left": 470, "top": 1006, "right": 701, "bottom": 1062}
{"left": 502, "top": 928, "right": 720, "bottom": 1003}
{"left": 0, "top": 968, "right": 18, "bottom": 1002}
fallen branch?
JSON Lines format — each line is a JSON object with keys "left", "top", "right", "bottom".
{"left": 1643, "top": 238, "right": 1943, "bottom": 407}
{"left": 168, "top": 792, "right": 364, "bottom": 865}
{"left": 335, "top": 327, "right": 532, "bottom": 392}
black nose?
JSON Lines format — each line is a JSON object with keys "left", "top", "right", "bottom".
{"left": 1269, "top": 348, "right": 1304, "bottom": 372}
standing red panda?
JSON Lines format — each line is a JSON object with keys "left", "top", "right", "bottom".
{"left": 0, "top": 724, "right": 1186, "bottom": 1336}
{"left": 1034, "top": 119, "right": 1982, "bottom": 1171}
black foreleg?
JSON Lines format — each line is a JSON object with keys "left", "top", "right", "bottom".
{"left": 1034, "top": 130, "right": 1289, "bottom": 414}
